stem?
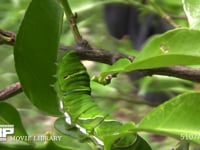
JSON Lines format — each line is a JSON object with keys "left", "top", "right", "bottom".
{"left": 59, "top": 0, "right": 91, "bottom": 48}
{"left": 59, "top": 0, "right": 73, "bottom": 19}
{"left": 149, "top": 0, "right": 179, "bottom": 28}
{"left": 0, "top": 29, "right": 15, "bottom": 45}
{"left": 0, "top": 82, "right": 22, "bottom": 101}
{"left": 60, "top": 0, "right": 82, "bottom": 41}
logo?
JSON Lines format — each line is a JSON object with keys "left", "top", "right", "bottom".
{"left": 0, "top": 125, "right": 14, "bottom": 141}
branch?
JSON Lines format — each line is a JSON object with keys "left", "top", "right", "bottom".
{"left": 1, "top": 29, "right": 200, "bottom": 81}
{"left": 1, "top": 29, "right": 200, "bottom": 100}
{"left": 60, "top": 46, "right": 200, "bottom": 83}
{"left": 140, "top": 66, "right": 200, "bottom": 83}
{"left": 59, "top": 0, "right": 92, "bottom": 49}
{"left": 60, "top": 45, "right": 132, "bottom": 65}
{"left": 0, "top": 29, "right": 15, "bottom": 45}
{"left": 0, "top": 82, "right": 22, "bottom": 101}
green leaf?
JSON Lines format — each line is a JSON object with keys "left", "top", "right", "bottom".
{"left": 54, "top": 117, "right": 84, "bottom": 139}
{"left": 100, "top": 58, "right": 132, "bottom": 79}
{"left": 125, "top": 29, "right": 200, "bottom": 71}
{"left": 112, "top": 135, "right": 152, "bottom": 150}
{"left": 182, "top": 0, "right": 200, "bottom": 29}
{"left": 136, "top": 92, "right": 200, "bottom": 144}
{"left": 14, "top": 0, "right": 63, "bottom": 115}
{"left": 100, "top": 29, "right": 200, "bottom": 78}
{"left": 0, "top": 102, "right": 28, "bottom": 140}
{"left": 54, "top": 117, "right": 93, "bottom": 150}
{"left": 94, "top": 121, "right": 136, "bottom": 150}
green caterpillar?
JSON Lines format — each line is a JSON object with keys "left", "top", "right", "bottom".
{"left": 57, "top": 51, "right": 108, "bottom": 143}
{"left": 57, "top": 50, "right": 136, "bottom": 149}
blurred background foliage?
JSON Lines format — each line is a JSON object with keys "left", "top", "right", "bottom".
{"left": 0, "top": 0, "right": 199, "bottom": 149}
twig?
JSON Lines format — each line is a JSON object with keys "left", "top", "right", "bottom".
{"left": 1, "top": 29, "right": 200, "bottom": 82}
{"left": 0, "top": 29, "right": 15, "bottom": 45}
{"left": 149, "top": 0, "right": 179, "bottom": 28}
{"left": 1, "top": 29, "right": 200, "bottom": 100}
{"left": 60, "top": 45, "right": 132, "bottom": 65}
{"left": 170, "top": 14, "right": 187, "bottom": 20}
{"left": 140, "top": 66, "right": 200, "bottom": 83}
{"left": 0, "top": 82, "right": 22, "bottom": 101}
{"left": 59, "top": 0, "right": 92, "bottom": 49}
{"left": 61, "top": 46, "right": 200, "bottom": 83}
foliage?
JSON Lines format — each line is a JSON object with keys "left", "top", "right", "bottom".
{"left": 1, "top": 0, "right": 200, "bottom": 150}
{"left": 14, "top": 0, "right": 63, "bottom": 115}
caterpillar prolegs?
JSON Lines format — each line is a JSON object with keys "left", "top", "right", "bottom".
{"left": 57, "top": 51, "right": 136, "bottom": 149}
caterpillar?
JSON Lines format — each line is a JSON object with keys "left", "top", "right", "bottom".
{"left": 56, "top": 50, "right": 136, "bottom": 149}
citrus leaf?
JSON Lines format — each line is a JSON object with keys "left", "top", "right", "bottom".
{"left": 54, "top": 118, "right": 92, "bottom": 150}
{"left": 94, "top": 121, "right": 136, "bottom": 150}
{"left": 125, "top": 29, "right": 200, "bottom": 71}
{"left": 100, "top": 29, "right": 200, "bottom": 79}
{"left": 14, "top": 0, "right": 63, "bottom": 115}
{"left": 100, "top": 58, "right": 131, "bottom": 79}
{"left": 136, "top": 92, "right": 200, "bottom": 144}
{"left": 0, "top": 102, "right": 28, "bottom": 140}
{"left": 112, "top": 135, "right": 152, "bottom": 150}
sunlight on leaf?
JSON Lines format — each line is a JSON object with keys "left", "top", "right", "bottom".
{"left": 182, "top": 0, "right": 200, "bottom": 29}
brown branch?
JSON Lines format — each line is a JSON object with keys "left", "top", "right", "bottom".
{"left": 60, "top": 46, "right": 200, "bottom": 83}
{"left": 0, "top": 82, "right": 22, "bottom": 101}
{"left": 140, "top": 66, "right": 200, "bottom": 83}
{"left": 1, "top": 29, "right": 200, "bottom": 100}
{"left": 0, "top": 29, "right": 15, "bottom": 45}
{"left": 60, "top": 45, "right": 132, "bottom": 65}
